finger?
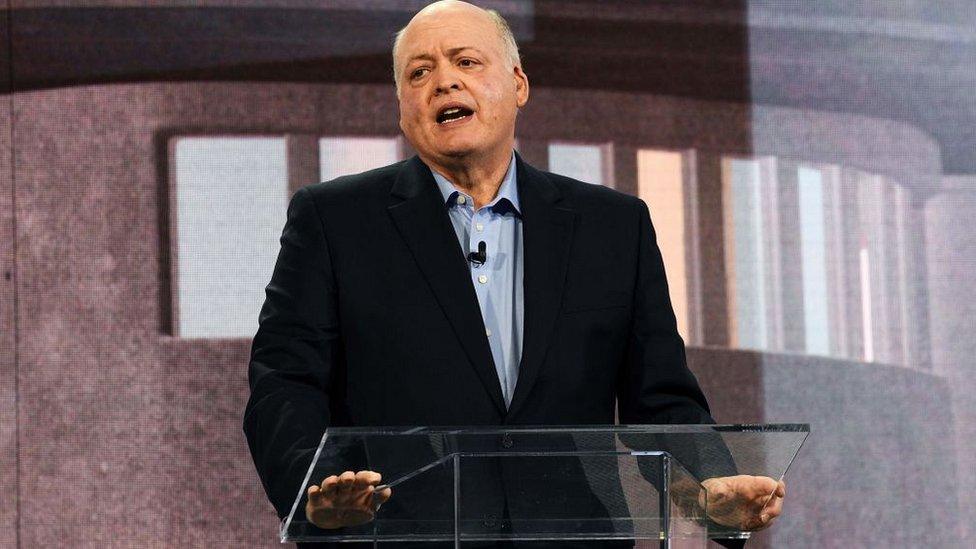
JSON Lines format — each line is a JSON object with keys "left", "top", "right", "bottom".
{"left": 356, "top": 470, "right": 383, "bottom": 485}
{"left": 373, "top": 486, "right": 393, "bottom": 504}
{"left": 354, "top": 470, "right": 376, "bottom": 490}
{"left": 752, "top": 513, "right": 776, "bottom": 531}
{"left": 776, "top": 480, "right": 786, "bottom": 498}
{"left": 755, "top": 476, "right": 779, "bottom": 495}
{"left": 748, "top": 495, "right": 782, "bottom": 532}
{"left": 764, "top": 494, "right": 784, "bottom": 519}
{"left": 351, "top": 485, "right": 375, "bottom": 508}
{"left": 337, "top": 471, "right": 356, "bottom": 492}
{"left": 754, "top": 477, "right": 781, "bottom": 506}
{"left": 366, "top": 487, "right": 391, "bottom": 512}
{"left": 308, "top": 484, "right": 321, "bottom": 502}
{"left": 321, "top": 475, "right": 340, "bottom": 496}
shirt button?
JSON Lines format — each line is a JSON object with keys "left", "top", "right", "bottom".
{"left": 478, "top": 275, "right": 488, "bottom": 284}
{"left": 486, "top": 329, "right": 492, "bottom": 337}
{"left": 456, "top": 195, "right": 466, "bottom": 205}
{"left": 475, "top": 223, "right": 484, "bottom": 232}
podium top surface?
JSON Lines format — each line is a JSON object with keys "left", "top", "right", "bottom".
{"left": 320, "top": 423, "right": 810, "bottom": 436}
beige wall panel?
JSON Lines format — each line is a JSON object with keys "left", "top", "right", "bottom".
{"left": 0, "top": 91, "right": 18, "bottom": 549}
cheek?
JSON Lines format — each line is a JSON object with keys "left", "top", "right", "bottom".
{"left": 480, "top": 86, "right": 512, "bottom": 122}
{"left": 399, "top": 99, "right": 425, "bottom": 122}
{"left": 399, "top": 106, "right": 428, "bottom": 136}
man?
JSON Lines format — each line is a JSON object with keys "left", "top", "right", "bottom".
{"left": 243, "top": 1, "right": 785, "bottom": 546}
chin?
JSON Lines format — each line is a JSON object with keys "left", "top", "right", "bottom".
{"left": 434, "top": 141, "right": 481, "bottom": 159}
{"left": 426, "top": 129, "right": 484, "bottom": 155}
{"left": 441, "top": 148, "right": 477, "bottom": 159}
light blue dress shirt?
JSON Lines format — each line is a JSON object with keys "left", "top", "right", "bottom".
{"left": 429, "top": 153, "right": 524, "bottom": 408}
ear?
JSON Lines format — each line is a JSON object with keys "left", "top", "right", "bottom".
{"left": 513, "top": 66, "right": 530, "bottom": 108}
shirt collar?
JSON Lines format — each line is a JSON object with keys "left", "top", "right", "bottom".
{"left": 429, "top": 151, "right": 521, "bottom": 216}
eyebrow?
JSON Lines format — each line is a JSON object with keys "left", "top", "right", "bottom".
{"left": 406, "top": 47, "right": 485, "bottom": 66}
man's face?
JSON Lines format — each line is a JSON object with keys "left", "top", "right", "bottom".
{"left": 396, "top": 7, "right": 529, "bottom": 165}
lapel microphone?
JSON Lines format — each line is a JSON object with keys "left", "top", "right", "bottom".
{"left": 468, "top": 241, "right": 487, "bottom": 266}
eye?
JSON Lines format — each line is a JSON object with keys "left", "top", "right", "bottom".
{"left": 410, "top": 67, "right": 429, "bottom": 80}
{"left": 459, "top": 58, "right": 479, "bottom": 68}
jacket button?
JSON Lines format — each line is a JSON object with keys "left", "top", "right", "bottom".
{"left": 482, "top": 514, "right": 498, "bottom": 528}
{"left": 501, "top": 433, "right": 514, "bottom": 449}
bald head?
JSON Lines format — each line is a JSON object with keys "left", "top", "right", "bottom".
{"left": 392, "top": 1, "right": 521, "bottom": 96}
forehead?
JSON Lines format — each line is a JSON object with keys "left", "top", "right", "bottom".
{"left": 398, "top": 11, "right": 501, "bottom": 62}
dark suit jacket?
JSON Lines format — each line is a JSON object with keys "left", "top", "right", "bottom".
{"left": 243, "top": 152, "right": 738, "bottom": 548}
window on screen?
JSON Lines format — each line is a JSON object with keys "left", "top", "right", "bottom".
{"left": 171, "top": 135, "right": 401, "bottom": 338}
{"left": 637, "top": 149, "right": 692, "bottom": 344}
{"left": 172, "top": 136, "right": 288, "bottom": 339}
{"left": 723, "top": 156, "right": 778, "bottom": 352}
{"left": 319, "top": 136, "right": 400, "bottom": 182}
{"left": 547, "top": 142, "right": 614, "bottom": 187}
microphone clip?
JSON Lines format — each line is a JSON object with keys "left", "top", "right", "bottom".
{"left": 467, "top": 241, "right": 487, "bottom": 267}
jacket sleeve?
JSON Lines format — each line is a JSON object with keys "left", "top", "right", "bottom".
{"left": 616, "top": 198, "right": 714, "bottom": 426}
{"left": 242, "top": 186, "right": 342, "bottom": 520}
{"left": 617, "top": 199, "right": 746, "bottom": 549}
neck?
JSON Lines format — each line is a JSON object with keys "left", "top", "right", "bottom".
{"left": 421, "top": 146, "right": 514, "bottom": 209}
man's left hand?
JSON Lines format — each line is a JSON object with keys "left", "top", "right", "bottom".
{"left": 699, "top": 475, "right": 786, "bottom": 531}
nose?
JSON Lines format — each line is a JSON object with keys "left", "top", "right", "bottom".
{"left": 433, "top": 68, "right": 463, "bottom": 96}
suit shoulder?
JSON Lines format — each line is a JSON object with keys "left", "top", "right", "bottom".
{"left": 541, "top": 169, "right": 642, "bottom": 212}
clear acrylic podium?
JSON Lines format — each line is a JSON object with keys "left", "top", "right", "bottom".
{"left": 281, "top": 424, "right": 808, "bottom": 546}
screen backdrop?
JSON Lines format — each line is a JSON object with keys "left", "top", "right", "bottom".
{"left": 1, "top": 1, "right": 974, "bottom": 547}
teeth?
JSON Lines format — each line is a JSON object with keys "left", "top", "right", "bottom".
{"left": 438, "top": 107, "right": 470, "bottom": 124}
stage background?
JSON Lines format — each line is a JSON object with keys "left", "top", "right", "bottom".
{"left": 1, "top": 1, "right": 974, "bottom": 547}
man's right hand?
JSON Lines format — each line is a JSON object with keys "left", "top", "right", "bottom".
{"left": 305, "top": 470, "right": 393, "bottom": 529}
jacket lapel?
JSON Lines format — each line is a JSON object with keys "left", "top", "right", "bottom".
{"left": 387, "top": 156, "right": 508, "bottom": 416}
{"left": 507, "top": 154, "right": 577, "bottom": 419}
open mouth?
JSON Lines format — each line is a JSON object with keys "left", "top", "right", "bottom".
{"left": 436, "top": 106, "right": 474, "bottom": 124}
